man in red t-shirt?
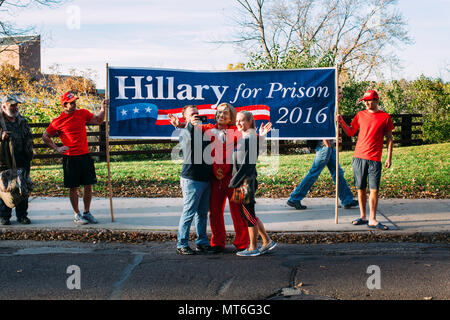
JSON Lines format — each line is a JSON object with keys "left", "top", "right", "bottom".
{"left": 42, "top": 92, "right": 108, "bottom": 225}
{"left": 338, "top": 90, "right": 394, "bottom": 230}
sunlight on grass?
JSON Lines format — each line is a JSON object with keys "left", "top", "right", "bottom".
{"left": 30, "top": 143, "right": 449, "bottom": 199}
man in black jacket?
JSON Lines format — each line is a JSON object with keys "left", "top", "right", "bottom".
{"left": 0, "top": 94, "right": 33, "bottom": 225}
{"left": 174, "top": 105, "right": 213, "bottom": 255}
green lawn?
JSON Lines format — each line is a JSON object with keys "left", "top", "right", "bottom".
{"left": 31, "top": 143, "right": 450, "bottom": 199}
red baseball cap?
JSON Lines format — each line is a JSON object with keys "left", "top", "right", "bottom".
{"left": 60, "top": 92, "right": 78, "bottom": 105}
{"left": 360, "top": 90, "right": 379, "bottom": 101}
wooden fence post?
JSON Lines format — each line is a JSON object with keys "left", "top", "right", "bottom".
{"left": 99, "top": 122, "right": 106, "bottom": 161}
{"left": 401, "top": 114, "right": 413, "bottom": 146}
{"left": 340, "top": 115, "right": 353, "bottom": 151}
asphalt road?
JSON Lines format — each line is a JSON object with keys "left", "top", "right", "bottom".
{"left": 0, "top": 240, "right": 449, "bottom": 301}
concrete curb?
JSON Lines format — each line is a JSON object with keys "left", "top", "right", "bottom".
{"left": 1, "top": 228, "right": 448, "bottom": 244}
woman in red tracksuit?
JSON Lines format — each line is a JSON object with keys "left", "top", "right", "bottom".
{"left": 204, "top": 103, "right": 249, "bottom": 253}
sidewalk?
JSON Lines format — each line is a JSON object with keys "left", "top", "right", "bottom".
{"left": 2, "top": 197, "right": 449, "bottom": 234}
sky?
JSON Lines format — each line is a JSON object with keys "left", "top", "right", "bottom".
{"left": 4, "top": 0, "right": 450, "bottom": 88}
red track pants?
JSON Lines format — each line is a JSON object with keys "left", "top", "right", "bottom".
{"left": 209, "top": 176, "right": 249, "bottom": 250}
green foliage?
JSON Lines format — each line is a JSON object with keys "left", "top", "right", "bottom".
{"left": 409, "top": 76, "right": 450, "bottom": 143}
{"left": 0, "top": 63, "right": 101, "bottom": 124}
{"left": 245, "top": 44, "right": 335, "bottom": 70}
{"left": 339, "top": 79, "right": 372, "bottom": 115}
{"left": 30, "top": 143, "right": 450, "bottom": 199}
{"left": 377, "top": 76, "right": 449, "bottom": 143}
{"left": 339, "top": 76, "right": 449, "bottom": 143}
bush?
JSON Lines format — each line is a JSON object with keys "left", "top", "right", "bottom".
{"left": 340, "top": 76, "right": 449, "bottom": 143}
{"left": 0, "top": 63, "right": 102, "bottom": 123}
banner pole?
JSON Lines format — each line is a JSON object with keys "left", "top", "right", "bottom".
{"left": 105, "top": 63, "right": 115, "bottom": 222}
{"left": 335, "top": 66, "right": 340, "bottom": 224}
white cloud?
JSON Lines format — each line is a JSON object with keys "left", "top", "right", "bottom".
{"left": 41, "top": 41, "right": 241, "bottom": 88}
{"left": 4, "top": 0, "right": 448, "bottom": 87}
{"left": 11, "top": 1, "right": 232, "bottom": 28}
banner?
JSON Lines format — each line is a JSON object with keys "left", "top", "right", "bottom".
{"left": 108, "top": 67, "right": 337, "bottom": 139}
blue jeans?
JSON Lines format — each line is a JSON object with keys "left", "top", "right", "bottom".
{"left": 177, "top": 177, "right": 211, "bottom": 248}
{"left": 289, "top": 145, "right": 354, "bottom": 206}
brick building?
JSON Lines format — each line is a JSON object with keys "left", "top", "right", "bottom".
{"left": 0, "top": 35, "right": 41, "bottom": 78}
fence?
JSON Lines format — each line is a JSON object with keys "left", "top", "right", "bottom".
{"left": 30, "top": 113, "right": 423, "bottom": 160}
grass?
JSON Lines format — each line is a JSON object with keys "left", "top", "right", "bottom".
{"left": 30, "top": 143, "right": 450, "bottom": 199}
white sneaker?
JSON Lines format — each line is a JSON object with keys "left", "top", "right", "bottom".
{"left": 236, "top": 248, "right": 261, "bottom": 257}
{"left": 260, "top": 240, "right": 277, "bottom": 254}
{"left": 82, "top": 211, "right": 98, "bottom": 224}
{"left": 74, "top": 213, "right": 89, "bottom": 225}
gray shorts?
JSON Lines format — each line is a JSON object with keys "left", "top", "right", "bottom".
{"left": 352, "top": 157, "right": 382, "bottom": 190}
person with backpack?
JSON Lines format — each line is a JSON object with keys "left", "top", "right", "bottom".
{"left": 0, "top": 94, "right": 34, "bottom": 225}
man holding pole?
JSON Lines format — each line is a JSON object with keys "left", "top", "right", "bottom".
{"left": 42, "top": 92, "right": 108, "bottom": 225}
{"left": 337, "top": 89, "right": 394, "bottom": 230}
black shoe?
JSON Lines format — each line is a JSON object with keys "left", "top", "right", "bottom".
{"left": 195, "top": 244, "right": 214, "bottom": 253}
{"left": 17, "top": 217, "right": 31, "bottom": 224}
{"left": 344, "top": 200, "right": 359, "bottom": 209}
{"left": 211, "top": 246, "right": 225, "bottom": 254}
{"left": 177, "top": 246, "right": 196, "bottom": 255}
{"left": 287, "top": 200, "right": 307, "bottom": 210}
{"left": 0, "top": 217, "right": 11, "bottom": 225}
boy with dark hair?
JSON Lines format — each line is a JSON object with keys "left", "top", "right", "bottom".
{"left": 338, "top": 90, "right": 394, "bottom": 230}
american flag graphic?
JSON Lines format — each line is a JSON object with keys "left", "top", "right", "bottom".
{"left": 155, "top": 104, "right": 271, "bottom": 125}
{"left": 116, "top": 103, "right": 270, "bottom": 124}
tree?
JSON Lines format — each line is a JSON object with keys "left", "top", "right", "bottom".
{"left": 0, "top": 63, "right": 100, "bottom": 123}
{"left": 0, "top": 0, "right": 66, "bottom": 50}
{"left": 231, "top": 0, "right": 411, "bottom": 80}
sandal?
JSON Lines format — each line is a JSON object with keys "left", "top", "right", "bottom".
{"left": 352, "top": 218, "right": 368, "bottom": 225}
{"left": 368, "top": 222, "right": 389, "bottom": 230}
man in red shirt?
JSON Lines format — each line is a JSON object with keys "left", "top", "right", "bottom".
{"left": 338, "top": 90, "right": 394, "bottom": 230}
{"left": 42, "top": 92, "right": 108, "bottom": 225}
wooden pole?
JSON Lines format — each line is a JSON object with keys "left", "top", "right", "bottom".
{"left": 335, "top": 66, "right": 340, "bottom": 224}
{"left": 105, "top": 63, "right": 115, "bottom": 222}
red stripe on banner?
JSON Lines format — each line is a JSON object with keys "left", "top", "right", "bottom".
{"left": 155, "top": 120, "right": 173, "bottom": 126}
{"left": 157, "top": 107, "right": 183, "bottom": 115}
{"left": 155, "top": 104, "right": 270, "bottom": 125}
{"left": 155, "top": 115, "right": 216, "bottom": 125}
{"left": 197, "top": 104, "right": 214, "bottom": 109}
{"left": 236, "top": 105, "right": 270, "bottom": 112}
{"left": 157, "top": 104, "right": 214, "bottom": 115}
{"left": 253, "top": 115, "right": 270, "bottom": 121}
{"left": 157, "top": 104, "right": 270, "bottom": 115}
